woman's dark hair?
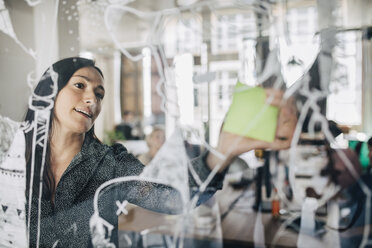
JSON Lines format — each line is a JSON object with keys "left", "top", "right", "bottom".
{"left": 24, "top": 57, "right": 104, "bottom": 202}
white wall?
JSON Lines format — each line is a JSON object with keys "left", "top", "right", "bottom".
{"left": 0, "top": 0, "right": 81, "bottom": 122}
{"left": 0, "top": 0, "right": 35, "bottom": 122}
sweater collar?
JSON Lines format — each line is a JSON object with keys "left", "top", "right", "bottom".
{"left": 63, "top": 134, "right": 107, "bottom": 175}
{"left": 54, "top": 134, "right": 110, "bottom": 210}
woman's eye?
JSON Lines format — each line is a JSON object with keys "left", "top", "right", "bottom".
{"left": 96, "top": 93, "right": 104, "bottom": 100}
{"left": 74, "top": 82, "right": 84, "bottom": 89}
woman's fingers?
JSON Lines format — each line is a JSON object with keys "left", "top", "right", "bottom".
{"left": 271, "top": 97, "right": 297, "bottom": 150}
{"left": 214, "top": 89, "right": 298, "bottom": 166}
{"left": 265, "top": 88, "right": 283, "bottom": 107}
{"left": 226, "top": 95, "right": 297, "bottom": 152}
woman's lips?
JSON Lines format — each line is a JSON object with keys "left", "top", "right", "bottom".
{"left": 74, "top": 108, "right": 92, "bottom": 118}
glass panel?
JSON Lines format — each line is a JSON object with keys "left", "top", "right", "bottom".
{"left": 0, "top": 1, "right": 371, "bottom": 248}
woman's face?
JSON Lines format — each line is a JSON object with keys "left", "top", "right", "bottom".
{"left": 148, "top": 130, "right": 165, "bottom": 150}
{"left": 53, "top": 66, "right": 105, "bottom": 135}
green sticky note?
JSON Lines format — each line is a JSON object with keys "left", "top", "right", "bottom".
{"left": 223, "top": 82, "right": 279, "bottom": 142}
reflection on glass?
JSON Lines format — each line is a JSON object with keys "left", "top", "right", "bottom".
{"left": 0, "top": 1, "right": 371, "bottom": 248}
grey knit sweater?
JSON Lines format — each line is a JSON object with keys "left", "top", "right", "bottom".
{"left": 28, "top": 133, "right": 224, "bottom": 247}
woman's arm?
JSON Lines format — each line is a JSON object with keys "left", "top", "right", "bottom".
{"left": 112, "top": 89, "right": 297, "bottom": 213}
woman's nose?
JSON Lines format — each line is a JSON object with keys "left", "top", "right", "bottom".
{"left": 84, "top": 92, "right": 97, "bottom": 104}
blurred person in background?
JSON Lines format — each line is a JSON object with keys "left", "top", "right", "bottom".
{"left": 138, "top": 126, "right": 165, "bottom": 165}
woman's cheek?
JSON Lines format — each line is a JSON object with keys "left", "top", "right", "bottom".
{"left": 95, "top": 105, "right": 102, "bottom": 120}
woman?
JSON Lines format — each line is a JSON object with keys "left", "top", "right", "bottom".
{"left": 22, "top": 57, "right": 295, "bottom": 247}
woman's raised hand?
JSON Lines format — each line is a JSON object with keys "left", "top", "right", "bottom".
{"left": 207, "top": 88, "right": 297, "bottom": 171}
